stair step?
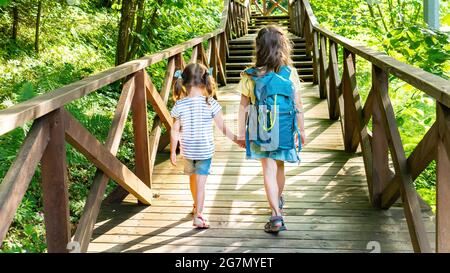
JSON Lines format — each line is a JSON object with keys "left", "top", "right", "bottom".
{"left": 226, "top": 61, "right": 313, "bottom": 68}
{"left": 251, "top": 21, "right": 289, "bottom": 24}
{"left": 249, "top": 24, "right": 289, "bottom": 28}
{"left": 229, "top": 37, "right": 305, "bottom": 45}
{"left": 228, "top": 43, "right": 306, "bottom": 50}
{"left": 251, "top": 15, "right": 290, "bottom": 20}
{"left": 226, "top": 74, "right": 314, "bottom": 83}
{"left": 226, "top": 67, "right": 313, "bottom": 76}
{"left": 229, "top": 48, "right": 307, "bottom": 56}
{"left": 227, "top": 54, "right": 311, "bottom": 62}
{"left": 250, "top": 21, "right": 289, "bottom": 25}
{"left": 248, "top": 25, "right": 289, "bottom": 31}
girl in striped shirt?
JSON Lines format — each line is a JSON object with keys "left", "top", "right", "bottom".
{"left": 170, "top": 63, "right": 245, "bottom": 229}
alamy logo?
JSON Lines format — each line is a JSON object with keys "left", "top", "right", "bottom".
{"left": 367, "top": 241, "right": 381, "bottom": 253}
{"left": 67, "top": 241, "right": 81, "bottom": 253}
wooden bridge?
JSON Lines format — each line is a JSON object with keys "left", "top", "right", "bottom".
{"left": 0, "top": 0, "right": 449, "bottom": 253}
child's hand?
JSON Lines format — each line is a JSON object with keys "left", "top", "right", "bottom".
{"left": 300, "top": 129, "right": 306, "bottom": 145}
{"left": 234, "top": 139, "right": 246, "bottom": 149}
{"left": 170, "top": 152, "right": 177, "bottom": 166}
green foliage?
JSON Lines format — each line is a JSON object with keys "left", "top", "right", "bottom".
{"left": 310, "top": 0, "right": 450, "bottom": 208}
{"left": 0, "top": 0, "right": 221, "bottom": 252}
{"left": 383, "top": 26, "right": 449, "bottom": 78}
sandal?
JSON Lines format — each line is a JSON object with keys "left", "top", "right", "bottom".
{"left": 264, "top": 216, "right": 287, "bottom": 233}
{"left": 193, "top": 215, "right": 209, "bottom": 229}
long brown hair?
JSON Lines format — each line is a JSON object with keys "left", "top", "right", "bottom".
{"left": 254, "top": 25, "right": 293, "bottom": 73}
{"left": 173, "top": 63, "right": 216, "bottom": 103}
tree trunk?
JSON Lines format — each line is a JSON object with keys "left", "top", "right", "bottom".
{"left": 115, "top": 0, "right": 138, "bottom": 65}
{"left": 376, "top": 4, "right": 389, "bottom": 32}
{"left": 11, "top": 5, "right": 18, "bottom": 40}
{"left": 145, "top": 0, "right": 164, "bottom": 47}
{"left": 35, "top": 1, "right": 42, "bottom": 52}
{"left": 127, "top": 0, "right": 145, "bottom": 60}
{"left": 366, "top": 3, "right": 380, "bottom": 30}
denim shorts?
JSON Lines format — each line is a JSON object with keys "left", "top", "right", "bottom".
{"left": 183, "top": 158, "right": 212, "bottom": 175}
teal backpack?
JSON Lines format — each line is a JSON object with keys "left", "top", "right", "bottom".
{"left": 244, "top": 66, "right": 301, "bottom": 156}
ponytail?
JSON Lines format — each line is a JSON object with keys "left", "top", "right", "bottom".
{"left": 203, "top": 72, "right": 216, "bottom": 104}
{"left": 173, "top": 78, "right": 187, "bottom": 101}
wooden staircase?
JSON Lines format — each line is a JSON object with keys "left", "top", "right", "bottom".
{"left": 226, "top": 15, "right": 314, "bottom": 83}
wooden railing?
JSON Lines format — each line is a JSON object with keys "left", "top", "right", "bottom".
{"left": 290, "top": 0, "right": 450, "bottom": 253}
{"left": 0, "top": 0, "right": 250, "bottom": 253}
{"left": 251, "top": 0, "right": 288, "bottom": 16}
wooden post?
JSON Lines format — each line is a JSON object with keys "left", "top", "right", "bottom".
{"left": 214, "top": 35, "right": 226, "bottom": 86}
{"left": 175, "top": 53, "right": 186, "bottom": 71}
{"left": 132, "top": 69, "right": 151, "bottom": 188}
{"left": 341, "top": 49, "right": 374, "bottom": 205}
{"left": 299, "top": 1, "right": 305, "bottom": 37}
{"left": 436, "top": 102, "right": 450, "bottom": 252}
{"left": 194, "top": 45, "right": 206, "bottom": 67}
{"left": 371, "top": 65, "right": 392, "bottom": 207}
{"left": 342, "top": 49, "right": 358, "bottom": 152}
{"left": 0, "top": 118, "right": 49, "bottom": 246}
{"left": 220, "top": 32, "right": 228, "bottom": 77}
{"left": 148, "top": 57, "right": 175, "bottom": 182}
{"left": 312, "top": 30, "right": 320, "bottom": 85}
{"left": 209, "top": 37, "right": 218, "bottom": 81}
{"left": 374, "top": 67, "right": 432, "bottom": 252}
{"left": 319, "top": 34, "right": 328, "bottom": 100}
{"left": 41, "top": 108, "right": 71, "bottom": 253}
{"left": 73, "top": 74, "right": 136, "bottom": 252}
{"left": 190, "top": 45, "right": 199, "bottom": 64}
{"left": 230, "top": 1, "right": 237, "bottom": 39}
{"left": 328, "top": 40, "right": 340, "bottom": 120}
{"left": 290, "top": 2, "right": 295, "bottom": 34}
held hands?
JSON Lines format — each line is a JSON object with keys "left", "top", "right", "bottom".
{"left": 234, "top": 139, "right": 246, "bottom": 149}
{"left": 234, "top": 135, "right": 246, "bottom": 149}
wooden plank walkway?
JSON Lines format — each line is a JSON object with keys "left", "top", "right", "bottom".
{"left": 88, "top": 83, "right": 436, "bottom": 253}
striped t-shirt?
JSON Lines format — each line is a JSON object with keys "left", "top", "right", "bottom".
{"left": 170, "top": 96, "right": 222, "bottom": 160}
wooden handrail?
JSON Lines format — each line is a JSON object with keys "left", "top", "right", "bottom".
{"left": 290, "top": 0, "right": 450, "bottom": 253}
{"left": 0, "top": 0, "right": 251, "bottom": 252}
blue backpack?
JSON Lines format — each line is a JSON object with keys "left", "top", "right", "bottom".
{"left": 244, "top": 66, "right": 301, "bottom": 156}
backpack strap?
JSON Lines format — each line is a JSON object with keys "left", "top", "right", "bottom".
{"left": 278, "top": 66, "right": 291, "bottom": 79}
{"left": 243, "top": 67, "right": 258, "bottom": 79}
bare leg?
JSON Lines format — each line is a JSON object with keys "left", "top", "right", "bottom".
{"left": 261, "top": 158, "right": 282, "bottom": 216}
{"left": 276, "top": 160, "right": 285, "bottom": 197}
{"left": 195, "top": 174, "right": 208, "bottom": 217}
{"left": 189, "top": 174, "right": 197, "bottom": 209}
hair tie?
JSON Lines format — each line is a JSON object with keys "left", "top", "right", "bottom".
{"left": 174, "top": 70, "right": 183, "bottom": 79}
{"left": 207, "top": 67, "right": 213, "bottom": 75}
